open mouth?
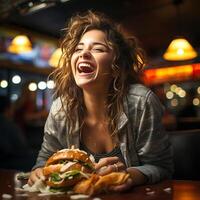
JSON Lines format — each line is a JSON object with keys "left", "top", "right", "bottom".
{"left": 78, "top": 63, "right": 95, "bottom": 74}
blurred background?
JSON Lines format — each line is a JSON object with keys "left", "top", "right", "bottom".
{"left": 0, "top": 0, "right": 200, "bottom": 172}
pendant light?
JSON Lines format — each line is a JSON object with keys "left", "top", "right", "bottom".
{"left": 163, "top": 0, "right": 197, "bottom": 61}
{"left": 49, "top": 48, "right": 62, "bottom": 67}
{"left": 7, "top": 35, "right": 32, "bottom": 54}
{"left": 163, "top": 37, "right": 197, "bottom": 61}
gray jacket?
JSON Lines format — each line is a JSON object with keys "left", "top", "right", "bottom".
{"left": 33, "top": 84, "right": 173, "bottom": 183}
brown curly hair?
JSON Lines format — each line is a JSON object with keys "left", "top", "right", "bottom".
{"left": 50, "top": 10, "right": 145, "bottom": 136}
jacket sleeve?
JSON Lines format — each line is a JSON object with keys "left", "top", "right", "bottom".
{"left": 132, "top": 90, "right": 173, "bottom": 183}
{"left": 32, "top": 100, "right": 66, "bottom": 170}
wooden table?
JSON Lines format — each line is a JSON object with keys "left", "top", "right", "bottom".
{"left": 0, "top": 169, "right": 200, "bottom": 200}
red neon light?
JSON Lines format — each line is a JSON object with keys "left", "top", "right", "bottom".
{"left": 142, "top": 63, "right": 200, "bottom": 85}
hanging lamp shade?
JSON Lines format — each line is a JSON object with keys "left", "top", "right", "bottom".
{"left": 49, "top": 48, "right": 62, "bottom": 67}
{"left": 7, "top": 35, "right": 32, "bottom": 54}
{"left": 163, "top": 37, "right": 197, "bottom": 61}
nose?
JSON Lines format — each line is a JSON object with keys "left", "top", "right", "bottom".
{"left": 79, "top": 49, "right": 91, "bottom": 59}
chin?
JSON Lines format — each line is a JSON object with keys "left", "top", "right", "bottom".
{"left": 76, "top": 79, "right": 97, "bottom": 88}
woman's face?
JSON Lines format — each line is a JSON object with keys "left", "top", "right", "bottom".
{"left": 71, "top": 29, "right": 114, "bottom": 91}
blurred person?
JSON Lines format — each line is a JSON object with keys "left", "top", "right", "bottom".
{"left": 28, "top": 11, "right": 173, "bottom": 191}
{"left": 14, "top": 81, "right": 48, "bottom": 135}
{"left": 0, "top": 95, "right": 35, "bottom": 171}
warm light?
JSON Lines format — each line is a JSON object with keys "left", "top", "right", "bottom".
{"left": 0, "top": 80, "right": 8, "bottom": 88}
{"left": 163, "top": 38, "right": 197, "bottom": 61}
{"left": 7, "top": 35, "right": 32, "bottom": 54}
{"left": 174, "top": 87, "right": 182, "bottom": 94}
{"left": 38, "top": 81, "right": 47, "bottom": 90}
{"left": 197, "top": 87, "right": 200, "bottom": 94}
{"left": 142, "top": 63, "right": 200, "bottom": 86}
{"left": 47, "top": 80, "right": 55, "bottom": 89}
{"left": 170, "top": 84, "right": 177, "bottom": 92}
{"left": 193, "top": 98, "right": 200, "bottom": 106}
{"left": 166, "top": 91, "right": 174, "bottom": 99}
{"left": 171, "top": 99, "right": 178, "bottom": 107}
{"left": 12, "top": 75, "right": 21, "bottom": 84}
{"left": 49, "top": 48, "right": 62, "bottom": 67}
{"left": 144, "top": 65, "right": 193, "bottom": 85}
{"left": 177, "top": 89, "right": 186, "bottom": 98}
{"left": 28, "top": 82, "right": 37, "bottom": 91}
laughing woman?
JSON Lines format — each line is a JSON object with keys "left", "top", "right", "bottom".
{"left": 28, "top": 10, "right": 173, "bottom": 191}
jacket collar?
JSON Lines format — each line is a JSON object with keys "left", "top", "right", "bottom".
{"left": 118, "top": 96, "right": 128, "bottom": 130}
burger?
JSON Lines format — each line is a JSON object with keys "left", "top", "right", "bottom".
{"left": 43, "top": 148, "right": 95, "bottom": 188}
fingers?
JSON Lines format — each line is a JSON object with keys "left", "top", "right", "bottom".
{"left": 95, "top": 157, "right": 119, "bottom": 170}
{"left": 109, "top": 178, "right": 133, "bottom": 192}
{"left": 95, "top": 157, "right": 126, "bottom": 175}
{"left": 114, "top": 162, "right": 126, "bottom": 172}
{"left": 27, "top": 168, "right": 45, "bottom": 186}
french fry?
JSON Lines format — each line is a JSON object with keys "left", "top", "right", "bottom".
{"left": 73, "top": 172, "right": 130, "bottom": 195}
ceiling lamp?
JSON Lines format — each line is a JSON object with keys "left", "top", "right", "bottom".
{"left": 163, "top": 0, "right": 198, "bottom": 61}
{"left": 49, "top": 48, "right": 62, "bottom": 67}
{"left": 163, "top": 37, "right": 197, "bottom": 61}
{"left": 7, "top": 35, "right": 32, "bottom": 54}
{"left": 16, "top": 0, "right": 56, "bottom": 15}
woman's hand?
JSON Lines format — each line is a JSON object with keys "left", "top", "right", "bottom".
{"left": 109, "top": 177, "right": 133, "bottom": 192}
{"left": 95, "top": 156, "right": 126, "bottom": 175}
{"left": 95, "top": 156, "right": 134, "bottom": 192}
{"left": 109, "top": 168, "right": 148, "bottom": 192}
{"left": 28, "top": 167, "right": 45, "bottom": 186}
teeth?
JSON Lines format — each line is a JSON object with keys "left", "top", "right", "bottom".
{"left": 78, "top": 63, "right": 94, "bottom": 73}
{"left": 78, "top": 63, "right": 93, "bottom": 69}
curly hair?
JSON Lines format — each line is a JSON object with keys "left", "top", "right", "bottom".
{"left": 50, "top": 10, "right": 145, "bottom": 136}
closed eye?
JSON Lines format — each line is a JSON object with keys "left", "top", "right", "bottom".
{"left": 74, "top": 47, "right": 83, "bottom": 52}
{"left": 92, "top": 48, "right": 105, "bottom": 52}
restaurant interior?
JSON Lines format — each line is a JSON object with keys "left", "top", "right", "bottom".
{"left": 0, "top": 0, "right": 200, "bottom": 180}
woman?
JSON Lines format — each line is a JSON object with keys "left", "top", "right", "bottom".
{"left": 28, "top": 10, "right": 173, "bottom": 191}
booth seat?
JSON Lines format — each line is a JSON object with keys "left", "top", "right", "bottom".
{"left": 168, "top": 129, "right": 200, "bottom": 180}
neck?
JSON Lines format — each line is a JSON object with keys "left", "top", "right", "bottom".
{"left": 83, "top": 89, "right": 108, "bottom": 123}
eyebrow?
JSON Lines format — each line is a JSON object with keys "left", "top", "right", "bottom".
{"left": 78, "top": 42, "right": 109, "bottom": 48}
